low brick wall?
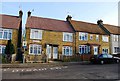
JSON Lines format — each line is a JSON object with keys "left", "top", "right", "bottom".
{"left": 60, "top": 54, "right": 92, "bottom": 62}
{"left": 80, "top": 54, "right": 92, "bottom": 61}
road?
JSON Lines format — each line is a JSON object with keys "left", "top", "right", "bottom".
{"left": 1, "top": 63, "right": 120, "bottom": 80}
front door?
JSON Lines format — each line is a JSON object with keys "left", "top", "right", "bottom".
{"left": 53, "top": 47, "right": 58, "bottom": 59}
{"left": 46, "top": 45, "right": 52, "bottom": 59}
{"left": 93, "top": 46, "right": 98, "bottom": 55}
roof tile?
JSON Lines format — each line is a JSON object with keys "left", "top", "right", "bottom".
{"left": 70, "top": 20, "right": 107, "bottom": 34}
{"left": 0, "top": 14, "right": 21, "bottom": 29}
{"left": 26, "top": 16, "right": 74, "bottom": 33}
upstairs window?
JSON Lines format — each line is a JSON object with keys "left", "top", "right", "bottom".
{"left": 63, "top": 32, "right": 73, "bottom": 42}
{"left": 79, "top": 32, "right": 88, "bottom": 41}
{"left": 96, "top": 35, "right": 99, "bottom": 41}
{"left": 90, "top": 34, "right": 93, "bottom": 40}
{"left": 30, "top": 29, "right": 42, "bottom": 40}
{"left": 102, "top": 35, "right": 109, "bottom": 42}
{"left": 113, "top": 35, "right": 118, "bottom": 42}
{"left": 0, "top": 28, "right": 12, "bottom": 40}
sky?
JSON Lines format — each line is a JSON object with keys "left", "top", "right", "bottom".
{"left": 0, "top": 1, "right": 119, "bottom": 30}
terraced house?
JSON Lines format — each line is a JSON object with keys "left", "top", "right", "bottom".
{"left": 97, "top": 20, "right": 120, "bottom": 55}
{"left": 66, "top": 16, "right": 110, "bottom": 60}
{"left": 25, "top": 11, "right": 74, "bottom": 62}
{"left": 0, "top": 10, "right": 22, "bottom": 56}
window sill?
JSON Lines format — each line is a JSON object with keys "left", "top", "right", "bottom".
{"left": 0, "top": 39, "right": 11, "bottom": 40}
{"left": 29, "top": 54, "right": 42, "bottom": 55}
{"left": 30, "top": 38, "right": 42, "bottom": 40}
{"left": 63, "top": 41, "right": 73, "bottom": 42}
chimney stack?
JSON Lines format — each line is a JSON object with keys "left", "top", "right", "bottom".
{"left": 66, "top": 15, "right": 72, "bottom": 21}
{"left": 28, "top": 11, "right": 31, "bottom": 17}
{"left": 97, "top": 19, "right": 103, "bottom": 25}
{"left": 19, "top": 10, "right": 23, "bottom": 18}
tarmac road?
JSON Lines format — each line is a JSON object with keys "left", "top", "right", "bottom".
{"left": 1, "top": 63, "right": 120, "bottom": 80}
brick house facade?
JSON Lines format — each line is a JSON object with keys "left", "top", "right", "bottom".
{"left": 97, "top": 20, "right": 120, "bottom": 55}
{"left": 66, "top": 16, "right": 110, "bottom": 60}
{"left": 25, "top": 11, "right": 74, "bottom": 62}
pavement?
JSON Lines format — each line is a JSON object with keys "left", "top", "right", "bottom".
{"left": 0, "top": 61, "right": 90, "bottom": 68}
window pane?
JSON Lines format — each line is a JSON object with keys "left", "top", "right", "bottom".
{"left": 38, "top": 46, "right": 41, "bottom": 54}
{"left": 30, "top": 46, "right": 33, "bottom": 54}
{"left": 2, "top": 47, "right": 5, "bottom": 54}
{"left": 9, "top": 32, "right": 12, "bottom": 39}
{"left": 0, "top": 46, "right": 1, "bottom": 54}
{"left": 0, "top": 30, "right": 2, "bottom": 38}
{"left": 3, "top": 30, "right": 8, "bottom": 39}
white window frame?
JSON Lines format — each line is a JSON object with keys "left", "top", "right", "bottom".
{"left": 0, "top": 45, "right": 6, "bottom": 54}
{"left": 114, "top": 47, "right": 120, "bottom": 53}
{"left": 29, "top": 44, "right": 42, "bottom": 55}
{"left": 102, "top": 35, "right": 109, "bottom": 42}
{"left": 62, "top": 46, "right": 72, "bottom": 56}
{"left": 79, "top": 45, "right": 90, "bottom": 54}
{"left": 30, "top": 29, "right": 42, "bottom": 40}
{"left": 63, "top": 32, "right": 73, "bottom": 42}
{"left": 113, "top": 35, "right": 118, "bottom": 42}
{"left": 96, "top": 35, "right": 99, "bottom": 41}
{"left": 79, "top": 32, "right": 88, "bottom": 41}
{"left": 0, "top": 28, "right": 12, "bottom": 40}
{"left": 102, "top": 48, "right": 109, "bottom": 54}
{"left": 90, "top": 34, "right": 93, "bottom": 40}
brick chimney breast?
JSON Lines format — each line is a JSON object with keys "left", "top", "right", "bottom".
{"left": 97, "top": 19, "right": 103, "bottom": 25}
{"left": 66, "top": 15, "right": 72, "bottom": 21}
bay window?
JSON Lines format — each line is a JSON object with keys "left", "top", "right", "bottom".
{"left": 79, "top": 45, "right": 90, "bottom": 54}
{"left": 29, "top": 44, "right": 42, "bottom": 55}
{"left": 102, "top": 48, "right": 109, "bottom": 54}
{"left": 62, "top": 46, "right": 72, "bottom": 56}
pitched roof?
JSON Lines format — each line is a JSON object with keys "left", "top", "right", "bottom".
{"left": 70, "top": 20, "right": 107, "bottom": 35}
{"left": 26, "top": 16, "right": 74, "bottom": 33}
{"left": 103, "top": 24, "right": 120, "bottom": 34}
{"left": 0, "top": 14, "right": 21, "bottom": 29}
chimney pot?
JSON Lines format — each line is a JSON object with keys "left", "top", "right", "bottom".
{"left": 66, "top": 15, "right": 72, "bottom": 21}
{"left": 28, "top": 11, "right": 31, "bottom": 17}
{"left": 19, "top": 10, "right": 23, "bottom": 18}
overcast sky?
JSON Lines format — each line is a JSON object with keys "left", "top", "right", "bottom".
{"left": 0, "top": 1, "right": 119, "bottom": 29}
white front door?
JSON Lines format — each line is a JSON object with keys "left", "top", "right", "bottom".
{"left": 93, "top": 46, "right": 98, "bottom": 55}
{"left": 53, "top": 47, "right": 58, "bottom": 59}
{"left": 46, "top": 45, "right": 52, "bottom": 59}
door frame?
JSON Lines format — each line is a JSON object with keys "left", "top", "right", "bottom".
{"left": 93, "top": 46, "right": 98, "bottom": 55}
{"left": 53, "top": 47, "right": 58, "bottom": 59}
